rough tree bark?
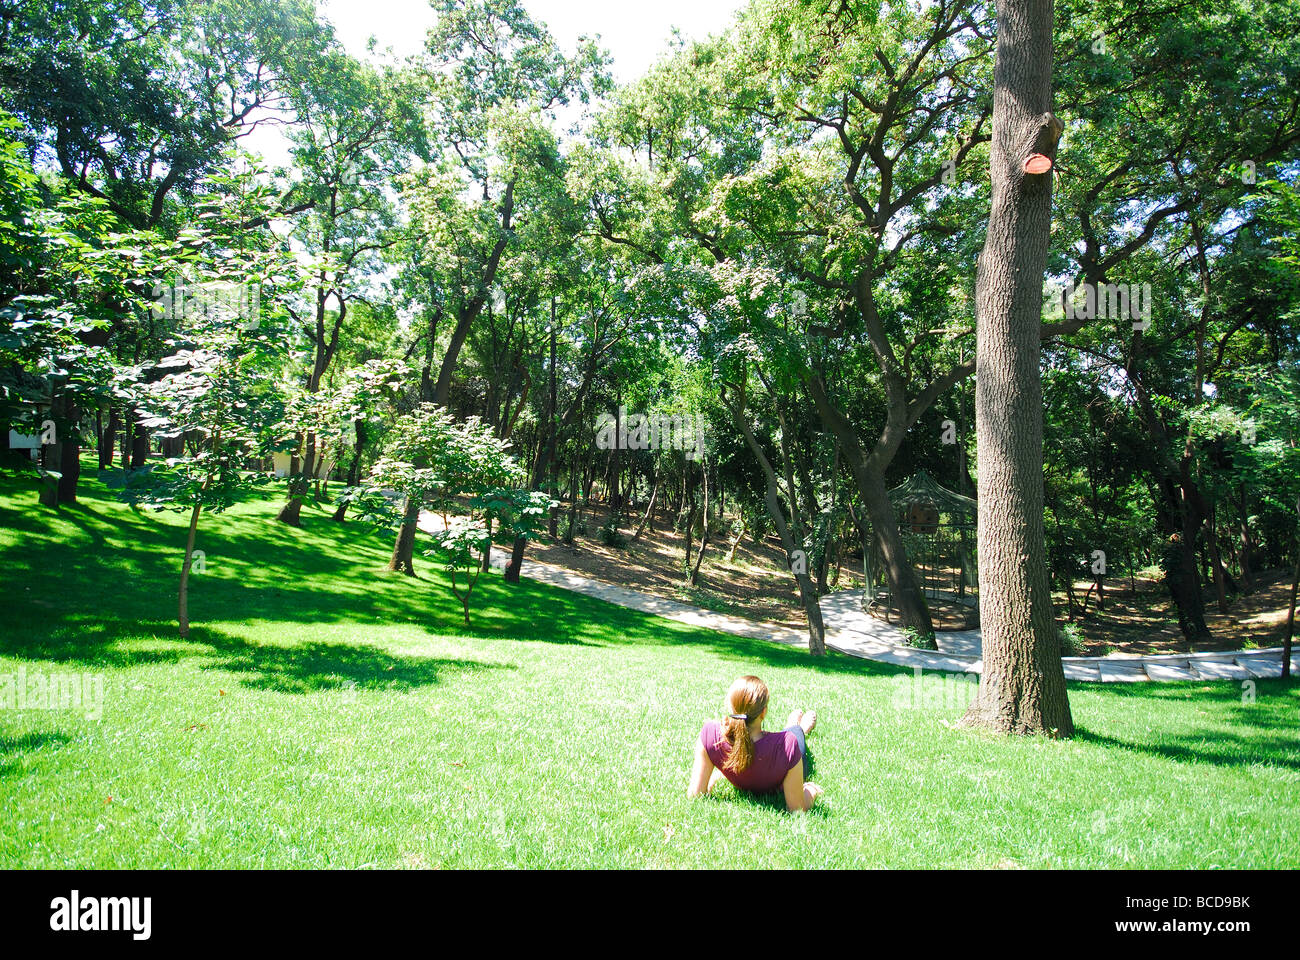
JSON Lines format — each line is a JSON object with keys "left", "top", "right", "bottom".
{"left": 962, "top": 0, "right": 1073, "bottom": 737}
{"left": 387, "top": 498, "right": 420, "bottom": 576}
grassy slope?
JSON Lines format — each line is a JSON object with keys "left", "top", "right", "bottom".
{"left": 0, "top": 464, "right": 1296, "bottom": 869}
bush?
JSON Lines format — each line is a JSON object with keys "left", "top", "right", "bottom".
{"left": 901, "top": 626, "right": 937, "bottom": 650}
{"left": 599, "top": 517, "right": 627, "bottom": 549}
{"left": 1058, "top": 622, "right": 1086, "bottom": 656}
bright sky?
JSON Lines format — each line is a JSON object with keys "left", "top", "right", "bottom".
{"left": 248, "top": 0, "right": 748, "bottom": 165}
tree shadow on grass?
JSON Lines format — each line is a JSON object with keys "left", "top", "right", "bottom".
{"left": 191, "top": 626, "right": 512, "bottom": 695}
{"left": 1073, "top": 726, "right": 1300, "bottom": 770}
{"left": 0, "top": 619, "right": 198, "bottom": 669}
{"left": 0, "top": 470, "right": 922, "bottom": 682}
{"left": 1076, "top": 674, "right": 1299, "bottom": 718}
{"left": 0, "top": 731, "right": 71, "bottom": 778}
{"left": 0, "top": 614, "right": 511, "bottom": 695}
{"left": 1074, "top": 677, "right": 1300, "bottom": 769}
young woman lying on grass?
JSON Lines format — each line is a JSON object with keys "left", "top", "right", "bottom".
{"left": 687, "top": 675, "right": 823, "bottom": 812}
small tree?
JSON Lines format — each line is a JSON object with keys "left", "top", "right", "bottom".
{"left": 430, "top": 487, "right": 551, "bottom": 626}
{"left": 363, "top": 405, "right": 512, "bottom": 575}
{"left": 112, "top": 170, "right": 306, "bottom": 636}
{"left": 357, "top": 403, "right": 553, "bottom": 620}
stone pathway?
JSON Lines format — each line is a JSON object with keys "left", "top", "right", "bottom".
{"left": 819, "top": 590, "right": 1297, "bottom": 682}
{"left": 420, "top": 513, "right": 1297, "bottom": 683}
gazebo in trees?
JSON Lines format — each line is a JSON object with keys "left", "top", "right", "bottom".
{"left": 862, "top": 470, "right": 980, "bottom": 629}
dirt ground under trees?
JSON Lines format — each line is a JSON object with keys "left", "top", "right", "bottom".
{"left": 514, "top": 501, "right": 1295, "bottom": 657}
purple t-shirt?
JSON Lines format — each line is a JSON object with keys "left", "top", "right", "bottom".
{"left": 700, "top": 719, "right": 803, "bottom": 794}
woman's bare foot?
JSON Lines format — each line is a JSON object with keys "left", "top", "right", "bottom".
{"left": 800, "top": 710, "right": 817, "bottom": 735}
{"left": 786, "top": 708, "right": 804, "bottom": 730}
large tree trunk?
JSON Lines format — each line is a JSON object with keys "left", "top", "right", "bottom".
{"left": 855, "top": 465, "right": 935, "bottom": 643}
{"left": 388, "top": 498, "right": 420, "bottom": 576}
{"left": 963, "top": 0, "right": 1073, "bottom": 738}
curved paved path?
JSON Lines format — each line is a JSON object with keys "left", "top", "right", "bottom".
{"left": 422, "top": 514, "right": 1296, "bottom": 683}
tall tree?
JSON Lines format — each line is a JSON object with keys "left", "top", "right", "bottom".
{"left": 963, "top": 0, "right": 1073, "bottom": 737}
{"left": 384, "top": 0, "right": 607, "bottom": 573}
{"left": 588, "top": 0, "right": 998, "bottom": 644}
{"left": 275, "top": 57, "right": 420, "bottom": 525}
{"left": 0, "top": 0, "right": 333, "bottom": 229}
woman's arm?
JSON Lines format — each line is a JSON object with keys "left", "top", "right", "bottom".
{"left": 783, "top": 761, "right": 824, "bottom": 813}
{"left": 687, "top": 739, "right": 715, "bottom": 798}
{"left": 781, "top": 760, "right": 808, "bottom": 812}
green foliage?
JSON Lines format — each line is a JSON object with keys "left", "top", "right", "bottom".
{"left": 0, "top": 112, "right": 132, "bottom": 436}
{"left": 598, "top": 516, "right": 627, "bottom": 549}
{"left": 1058, "top": 622, "right": 1087, "bottom": 657}
{"left": 355, "top": 402, "right": 553, "bottom": 622}
{"left": 109, "top": 167, "right": 311, "bottom": 515}
{"left": 0, "top": 0, "right": 337, "bottom": 228}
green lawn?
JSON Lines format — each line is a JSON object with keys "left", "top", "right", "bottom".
{"left": 1, "top": 464, "right": 1297, "bottom": 869}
